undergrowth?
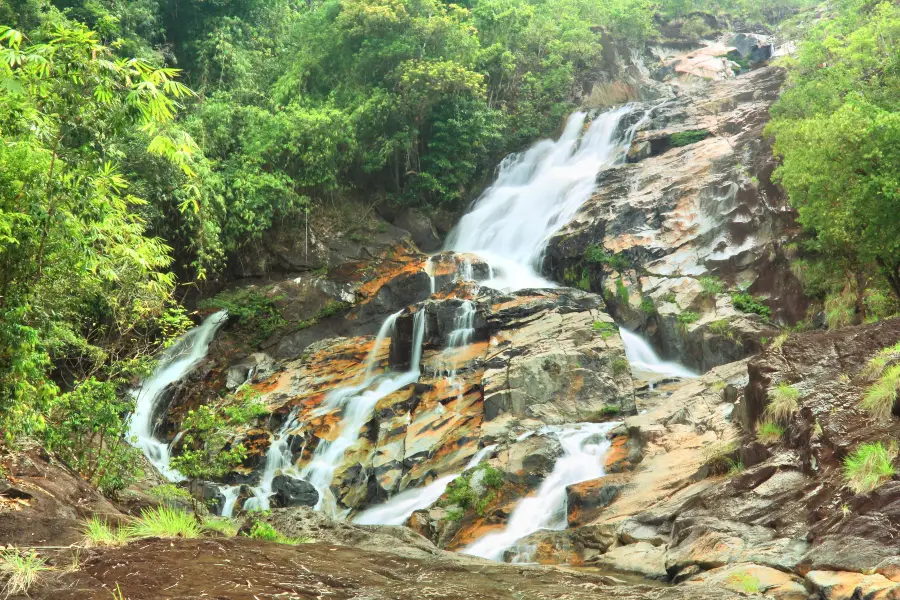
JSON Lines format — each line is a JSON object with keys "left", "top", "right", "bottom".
{"left": 0, "top": 549, "right": 51, "bottom": 598}
{"left": 765, "top": 383, "right": 800, "bottom": 423}
{"left": 844, "top": 442, "right": 897, "bottom": 494}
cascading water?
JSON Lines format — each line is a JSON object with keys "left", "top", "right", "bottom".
{"left": 243, "top": 310, "right": 417, "bottom": 514}
{"left": 301, "top": 310, "right": 426, "bottom": 517}
{"left": 462, "top": 422, "right": 619, "bottom": 561}
{"left": 219, "top": 485, "right": 241, "bottom": 519}
{"left": 352, "top": 444, "right": 498, "bottom": 526}
{"left": 128, "top": 311, "right": 229, "bottom": 482}
{"left": 619, "top": 328, "right": 697, "bottom": 380}
{"left": 447, "top": 106, "right": 640, "bottom": 292}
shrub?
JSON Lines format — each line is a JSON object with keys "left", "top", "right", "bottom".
{"left": 584, "top": 246, "right": 630, "bottom": 271}
{"left": 441, "top": 463, "right": 505, "bottom": 517}
{"left": 669, "top": 129, "right": 709, "bottom": 147}
{"left": 640, "top": 298, "right": 656, "bottom": 315}
{"left": 597, "top": 405, "right": 621, "bottom": 417}
{"left": 245, "top": 521, "right": 310, "bottom": 545}
{"left": 732, "top": 293, "right": 772, "bottom": 319}
{"left": 662, "top": 292, "right": 678, "bottom": 305}
{"left": 199, "top": 287, "right": 286, "bottom": 344}
{"left": 82, "top": 517, "right": 133, "bottom": 547}
{"left": 0, "top": 549, "right": 50, "bottom": 598}
{"left": 699, "top": 276, "right": 725, "bottom": 298}
{"left": 844, "top": 442, "right": 897, "bottom": 494}
{"left": 43, "top": 378, "right": 143, "bottom": 497}
{"left": 861, "top": 364, "right": 900, "bottom": 421}
{"left": 765, "top": 383, "right": 800, "bottom": 423}
{"left": 126, "top": 506, "right": 202, "bottom": 539}
{"left": 148, "top": 484, "right": 193, "bottom": 505}
{"left": 757, "top": 422, "right": 785, "bottom": 444}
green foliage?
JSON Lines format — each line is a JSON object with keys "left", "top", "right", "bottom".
{"left": 769, "top": 1, "right": 900, "bottom": 303}
{"left": 202, "top": 517, "right": 239, "bottom": 538}
{"left": 698, "top": 276, "right": 725, "bottom": 297}
{"left": 731, "top": 293, "right": 772, "bottom": 319}
{"left": 728, "top": 572, "right": 761, "bottom": 594}
{"left": 703, "top": 441, "right": 739, "bottom": 477}
{"left": 148, "top": 484, "right": 194, "bottom": 505}
{"left": 170, "top": 393, "right": 266, "bottom": 479}
{"left": 0, "top": 549, "right": 50, "bottom": 598}
{"left": 612, "top": 358, "right": 631, "bottom": 376}
{"left": 616, "top": 278, "right": 630, "bottom": 305}
{"left": 662, "top": 292, "right": 678, "bottom": 305}
{"left": 199, "top": 288, "right": 286, "bottom": 344}
{"left": 640, "top": 298, "right": 656, "bottom": 315}
{"left": 757, "top": 422, "right": 785, "bottom": 444}
{"left": 677, "top": 311, "right": 699, "bottom": 329}
{"left": 441, "top": 463, "right": 505, "bottom": 517}
{"left": 707, "top": 319, "right": 733, "bottom": 338}
{"left": 597, "top": 405, "right": 622, "bottom": 417}
{"left": 585, "top": 246, "right": 630, "bottom": 271}
{"left": 765, "top": 383, "right": 801, "bottom": 423}
{"left": 296, "top": 301, "right": 351, "bottom": 331}
{"left": 126, "top": 506, "right": 203, "bottom": 539}
{"left": 82, "top": 517, "right": 133, "bottom": 547}
{"left": 43, "top": 378, "right": 143, "bottom": 496}
{"left": 669, "top": 130, "right": 709, "bottom": 147}
{"left": 592, "top": 321, "right": 617, "bottom": 336}
{"left": 771, "top": 333, "right": 789, "bottom": 351}
{"left": 245, "top": 520, "right": 311, "bottom": 545}
{"left": 844, "top": 441, "right": 897, "bottom": 494}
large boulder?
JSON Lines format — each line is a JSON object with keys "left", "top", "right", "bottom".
{"left": 394, "top": 208, "right": 442, "bottom": 252}
{"left": 271, "top": 475, "right": 319, "bottom": 508}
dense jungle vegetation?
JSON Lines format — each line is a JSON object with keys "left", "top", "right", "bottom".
{"left": 0, "top": 0, "right": 891, "bottom": 492}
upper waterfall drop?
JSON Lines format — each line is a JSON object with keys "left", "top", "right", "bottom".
{"left": 128, "top": 311, "right": 229, "bottom": 482}
{"left": 446, "top": 106, "right": 638, "bottom": 291}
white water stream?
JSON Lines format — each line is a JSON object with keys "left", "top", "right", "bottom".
{"left": 463, "top": 422, "right": 619, "bottom": 561}
{"left": 128, "top": 311, "right": 229, "bottom": 482}
{"left": 353, "top": 444, "right": 498, "bottom": 526}
{"left": 447, "top": 106, "right": 640, "bottom": 291}
{"left": 619, "top": 328, "right": 697, "bottom": 380}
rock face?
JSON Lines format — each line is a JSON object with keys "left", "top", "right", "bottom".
{"left": 545, "top": 64, "right": 803, "bottom": 372}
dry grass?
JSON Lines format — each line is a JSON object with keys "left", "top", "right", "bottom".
{"left": 765, "top": 383, "right": 801, "bottom": 423}
{"left": 0, "top": 549, "right": 51, "bottom": 598}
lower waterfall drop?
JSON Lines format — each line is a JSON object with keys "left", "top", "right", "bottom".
{"left": 619, "top": 328, "right": 697, "bottom": 380}
{"left": 462, "top": 422, "right": 619, "bottom": 562}
{"left": 128, "top": 311, "right": 229, "bottom": 482}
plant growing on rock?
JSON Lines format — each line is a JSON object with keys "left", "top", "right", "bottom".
{"left": 862, "top": 342, "right": 900, "bottom": 380}
{"left": 148, "top": 484, "right": 194, "bottom": 505}
{"left": 82, "top": 517, "right": 133, "bottom": 547}
{"left": 703, "top": 441, "right": 739, "bottom": 476}
{"left": 592, "top": 321, "right": 617, "bottom": 340}
{"left": 0, "top": 549, "right": 50, "bottom": 598}
{"left": 862, "top": 365, "right": 900, "bottom": 421}
{"left": 676, "top": 311, "right": 699, "bottom": 331}
{"left": 765, "top": 383, "right": 801, "bottom": 423}
{"left": 731, "top": 293, "right": 771, "bottom": 319}
{"left": 669, "top": 129, "right": 709, "bottom": 147}
{"left": 698, "top": 276, "right": 724, "bottom": 298}
{"left": 126, "top": 506, "right": 202, "bottom": 539}
{"left": 203, "top": 517, "right": 239, "bottom": 538}
{"left": 757, "top": 422, "right": 784, "bottom": 444}
{"left": 441, "top": 463, "right": 505, "bottom": 517}
{"left": 245, "top": 521, "right": 310, "bottom": 545}
{"left": 199, "top": 287, "right": 287, "bottom": 344}
{"left": 707, "top": 319, "right": 734, "bottom": 339}
{"left": 584, "top": 246, "right": 630, "bottom": 271}
{"left": 771, "top": 333, "right": 789, "bottom": 351}
{"left": 640, "top": 298, "right": 656, "bottom": 315}
{"left": 844, "top": 441, "right": 897, "bottom": 494}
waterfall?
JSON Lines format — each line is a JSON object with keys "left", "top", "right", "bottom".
{"left": 244, "top": 310, "right": 426, "bottom": 516}
{"left": 128, "top": 311, "right": 229, "bottom": 482}
{"left": 353, "top": 444, "right": 498, "bottom": 526}
{"left": 462, "top": 422, "right": 619, "bottom": 562}
{"left": 219, "top": 485, "right": 241, "bottom": 518}
{"left": 425, "top": 256, "right": 436, "bottom": 296}
{"left": 446, "top": 106, "right": 638, "bottom": 292}
{"left": 619, "top": 328, "right": 697, "bottom": 379}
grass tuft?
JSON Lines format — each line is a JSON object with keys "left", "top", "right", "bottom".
{"left": 844, "top": 441, "right": 897, "bottom": 494}
{"left": 0, "top": 549, "right": 51, "bottom": 598}
{"left": 861, "top": 364, "right": 900, "bottom": 421}
{"left": 126, "top": 506, "right": 202, "bottom": 539}
{"left": 245, "top": 521, "right": 311, "bottom": 545}
{"left": 765, "top": 383, "right": 800, "bottom": 423}
{"left": 202, "top": 517, "right": 239, "bottom": 537}
{"left": 757, "top": 422, "right": 784, "bottom": 444}
{"left": 82, "top": 517, "right": 133, "bottom": 547}
{"left": 771, "top": 333, "right": 789, "bottom": 351}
